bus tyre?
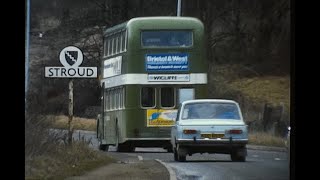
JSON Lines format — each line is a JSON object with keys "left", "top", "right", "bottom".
{"left": 166, "top": 145, "right": 173, "bottom": 153}
{"left": 125, "top": 145, "right": 135, "bottom": 152}
{"left": 119, "top": 144, "right": 134, "bottom": 152}
{"left": 115, "top": 133, "right": 131, "bottom": 152}
{"left": 99, "top": 144, "right": 109, "bottom": 151}
{"left": 98, "top": 138, "right": 109, "bottom": 151}
{"left": 96, "top": 114, "right": 101, "bottom": 139}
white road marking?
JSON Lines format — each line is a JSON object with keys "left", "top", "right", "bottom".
{"left": 138, "top": 156, "right": 143, "bottom": 161}
{"left": 155, "top": 159, "right": 177, "bottom": 180}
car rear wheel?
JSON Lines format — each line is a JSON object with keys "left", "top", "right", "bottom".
{"left": 178, "top": 154, "right": 186, "bottom": 162}
{"left": 177, "top": 145, "right": 186, "bottom": 162}
{"left": 231, "top": 148, "right": 247, "bottom": 162}
{"left": 174, "top": 148, "right": 178, "bottom": 161}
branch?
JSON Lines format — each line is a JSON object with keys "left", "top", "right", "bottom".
{"left": 89, "top": 0, "right": 107, "bottom": 11}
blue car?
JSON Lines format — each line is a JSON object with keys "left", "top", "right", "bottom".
{"left": 171, "top": 99, "right": 248, "bottom": 162}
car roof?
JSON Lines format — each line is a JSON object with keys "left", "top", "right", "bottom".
{"left": 181, "top": 99, "right": 238, "bottom": 105}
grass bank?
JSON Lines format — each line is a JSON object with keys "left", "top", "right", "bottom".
{"left": 249, "top": 132, "right": 286, "bottom": 147}
{"left": 25, "top": 115, "right": 114, "bottom": 179}
{"left": 49, "top": 115, "right": 97, "bottom": 131}
{"left": 25, "top": 140, "right": 116, "bottom": 180}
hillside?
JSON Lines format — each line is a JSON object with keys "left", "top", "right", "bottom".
{"left": 208, "top": 64, "right": 290, "bottom": 136}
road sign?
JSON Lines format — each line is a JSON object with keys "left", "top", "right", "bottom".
{"left": 45, "top": 46, "right": 97, "bottom": 78}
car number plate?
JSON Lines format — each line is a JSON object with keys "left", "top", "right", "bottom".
{"left": 201, "top": 133, "right": 224, "bottom": 139}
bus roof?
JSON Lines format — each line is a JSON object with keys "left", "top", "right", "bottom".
{"left": 103, "top": 16, "right": 203, "bottom": 36}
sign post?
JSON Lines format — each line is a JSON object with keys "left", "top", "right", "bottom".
{"left": 68, "top": 79, "right": 73, "bottom": 145}
{"left": 45, "top": 46, "right": 97, "bottom": 144}
{"left": 177, "top": 0, "right": 181, "bottom": 16}
{"left": 25, "top": 0, "right": 30, "bottom": 111}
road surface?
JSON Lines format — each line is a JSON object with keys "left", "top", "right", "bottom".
{"left": 74, "top": 130, "right": 289, "bottom": 180}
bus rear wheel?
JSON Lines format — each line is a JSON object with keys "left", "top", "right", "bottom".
{"left": 115, "top": 134, "right": 134, "bottom": 152}
{"left": 165, "top": 145, "right": 173, "bottom": 153}
{"left": 115, "top": 120, "right": 134, "bottom": 152}
{"left": 120, "top": 144, "right": 135, "bottom": 152}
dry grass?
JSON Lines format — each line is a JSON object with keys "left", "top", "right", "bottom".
{"left": 229, "top": 76, "right": 290, "bottom": 109}
{"left": 210, "top": 64, "right": 290, "bottom": 137}
{"left": 25, "top": 141, "right": 116, "bottom": 180}
{"left": 25, "top": 115, "right": 115, "bottom": 179}
{"left": 249, "top": 131, "right": 286, "bottom": 147}
{"left": 210, "top": 64, "right": 290, "bottom": 109}
{"left": 48, "top": 115, "right": 97, "bottom": 131}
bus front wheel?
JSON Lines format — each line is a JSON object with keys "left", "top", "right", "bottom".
{"left": 98, "top": 138, "right": 109, "bottom": 151}
{"left": 99, "top": 144, "right": 109, "bottom": 151}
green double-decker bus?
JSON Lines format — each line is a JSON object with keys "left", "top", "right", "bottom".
{"left": 97, "top": 16, "right": 208, "bottom": 152}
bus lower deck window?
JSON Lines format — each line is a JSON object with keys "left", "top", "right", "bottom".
{"left": 141, "top": 87, "right": 155, "bottom": 108}
{"left": 161, "top": 87, "right": 175, "bottom": 108}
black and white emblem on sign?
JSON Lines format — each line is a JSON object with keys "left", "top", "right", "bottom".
{"left": 59, "top": 46, "right": 83, "bottom": 67}
{"left": 65, "top": 51, "right": 78, "bottom": 66}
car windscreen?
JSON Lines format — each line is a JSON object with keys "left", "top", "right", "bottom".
{"left": 181, "top": 102, "right": 241, "bottom": 120}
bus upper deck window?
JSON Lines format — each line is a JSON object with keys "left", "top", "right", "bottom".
{"left": 141, "top": 31, "right": 192, "bottom": 47}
